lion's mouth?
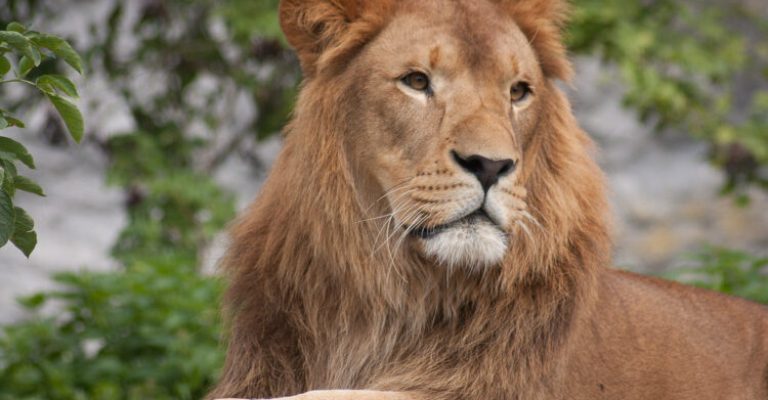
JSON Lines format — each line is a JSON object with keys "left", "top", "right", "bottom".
{"left": 410, "top": 209, "right": 499, "bottom": 239}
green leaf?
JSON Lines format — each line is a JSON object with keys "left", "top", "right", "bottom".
{"left": 10, "top": 230, "right": 35, "bottom": 257}
{"left": 1, "top": 158, "right": 17, "bottom": 175}
{"left": 1, "top": 159, "right": 16, "bottom": 196}
{"left": 6, "top": 22, "right": 27, "bottom": 33}
{"left": 0, "top": 31, "right": 40, "bottom": 67}
{"left": 11, "top": 206, "right": 36, "bottom": 257}
{"left": 46, "top": 94, "right": 84, "bottom": 142}
{"left": 37, "top": 74, "right": 78, "bottom": 98}
{"left": 0, "top": 165, "right": 4, "bottom": 187}
{"left": 18, "top": 293, "right": 46, "bottom": 309}
{"left": 0, "top": 55, "right": 10, "bottom": 76}
{"left": 0, "top": 189, "right": 14, "bottom": 247}
{"left": 14, "top": 175, "right": 44, "bottom": 196}
{"left": 0, "top": 116, "right": 7, "bottom": 129}
{"left": 0, "top": 151, "right": 16, "bottom": 163}
{"left": 5, "top": 116, "right": 24, "bottom": 128}
{"left": 17, "top": 55, "right": 34, "bottom": 77}
{"left": 30, "top": 34, "right": 83, "bottom": 74}
{"left": 12, "top": 206, "right": 32, "bottom": 231}
{"left": 0, "top": 137, "right": 35, "bottom": 168}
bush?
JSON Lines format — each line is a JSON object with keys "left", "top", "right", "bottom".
{"left": 568, "top": 0, "right": 768, "bottom": 194}
{"left": 668, "top": 247, "right": 768, "bottom": 304}
{"left": 0, "top": 261, "right": 223, "bottom": 400}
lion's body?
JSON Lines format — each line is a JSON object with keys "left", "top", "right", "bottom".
{"left": 209, "top": 0, "right": 768, "bottom": 399}
{"left": 567, "top": 271, "right": 768, "bottom": 399}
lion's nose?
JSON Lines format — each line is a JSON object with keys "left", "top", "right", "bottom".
{"left": 451, "top": 151, "right": 516, "bottom": 192}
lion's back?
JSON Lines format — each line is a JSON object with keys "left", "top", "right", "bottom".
{"left": 565, "top": 269, "right": 768, "bottom": 399}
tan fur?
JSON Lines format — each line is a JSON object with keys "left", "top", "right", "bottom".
{"left": 209, "top": 1, "right": 768, "bottom": 399}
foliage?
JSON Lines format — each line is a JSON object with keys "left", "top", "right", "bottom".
{"left": 0, "top": 21, "right": 83, "bottom": 256}
{"left": 89, "top": 0, "right": 298, "bottom": 156}
{"left": 0, "top": 120, "right": 234, "bottom": 398}
{"left": 0, "top": 2, "right": 251, "bottom": 397}
{"left": 0, "top": 262, "right": 223, "bottom": 400}
{"left": 0, "top": 81, "right": 234, "bottom": 399}
{"left": 105, "top": 118, "right": 235, "bottom": 267}
{"left": 568, "top": 0, "right": 768, "bottom": 195}
{"left": 668, "top": 247, "right": 768, "bottom": 304}
{"left": 216, "top": 0, "right": 282, "bottom": 44}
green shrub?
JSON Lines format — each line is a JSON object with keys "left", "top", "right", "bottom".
{"left": 0, "top": 261, "right": 223, "bottom": 400}
{"left": 668, "top": 247, "right": 768, "bottom": 304}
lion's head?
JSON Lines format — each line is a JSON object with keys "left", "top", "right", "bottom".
{"left": 270, "top": 0, "right": 605, "bottom": 275}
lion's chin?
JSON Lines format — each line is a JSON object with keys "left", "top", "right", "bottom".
{"left": 420, "top": 222, "right": 508, "bottom": 270}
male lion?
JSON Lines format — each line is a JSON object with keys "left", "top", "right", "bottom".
{"left": 210, "top": 0, "right": 768, "bottom": 399}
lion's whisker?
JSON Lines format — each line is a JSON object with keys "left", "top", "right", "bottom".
{"left": 358, "top": 187, "right": 417, "bottom": 224}
{"left": 395, "top": 213, "right": 428, "bottom": 256}
{"left": 371, "top": 213, "right": 395, "bottom": 260}
{"left": 356, "top": 213, "right": 395, "bottom": 224}
{"left": 519, "top": 210, "right": 543, "bottom": 232}
{"left": 379, "top": 202, "right": 420, "bottom": 254}
{"left": 379, "top": 201, "right": 425, "bottom": 268}
{"left": 369, "top": 190, "right": 419, "bottom": 255}
{"left": 516, "top": 220, "right": 533, "bottom": 243}
{"left": 360, "top": 179, "right": 415, "bottom": 218}
{"left": 388, "top": 211, "right": 430, "bottom": 282}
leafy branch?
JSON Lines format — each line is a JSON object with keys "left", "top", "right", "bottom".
{"left": 0, "top": 21, "right": 84, "bottom": 257}
{"left": 568, "top": 0, "right": 768, "bottom": 196}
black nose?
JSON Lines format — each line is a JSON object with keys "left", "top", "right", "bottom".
{"left": 452, "top": 151, "right": 516, "bottom": 192}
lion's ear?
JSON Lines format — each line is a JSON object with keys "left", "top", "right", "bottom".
{"left": 500, "top": 0, "right": 573, "bottom": 81}
{"left": 279, "top": 0, "right": 393, "bottom": 77}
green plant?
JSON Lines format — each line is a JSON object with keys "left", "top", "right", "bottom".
{"left": 0, "top": 21, "right": 83, "bottom": 256}
{"left": 89, "top": 0, "right": 298, "bottom": 162}
{"left": 1, "top": 2, "right": 256, "bottom": 396}
{"left": 0, "top": 261, "right": 224, "bottom": 400}
{"left": 106, "top": 125, "right": 236, "bottom": 266}
{"left": 568, "top": 0, "right": 768, "bottom": 195}
{"left": 667, "top": 247, "right": 768, "bottom": 304}
{"left": 0, "top": 130, "right": 234, "bottom": 399}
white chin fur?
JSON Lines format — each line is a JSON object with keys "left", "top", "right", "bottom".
{"left": 421, "top": 223, "right": 508, "bottom": 270}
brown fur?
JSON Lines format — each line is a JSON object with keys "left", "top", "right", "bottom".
{"left": 209, "top": 1, "right": 768, "bottom": 399}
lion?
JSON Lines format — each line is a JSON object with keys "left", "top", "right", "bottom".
{"left": 209, "top": 0, "right": 768, "bottom": 399}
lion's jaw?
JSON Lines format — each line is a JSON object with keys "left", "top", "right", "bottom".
{"left": 419, "top": 215, "right": 509, "bottom": 270}
{"left": 340, "top": 1, "right": 543, "bottom": 270}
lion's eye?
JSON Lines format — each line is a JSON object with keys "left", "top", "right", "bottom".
{"left": 510, "top": 81, "right": 532, "bottom": 103}
{"left": 402, "top": 72, "right": 431, "bottom": 93}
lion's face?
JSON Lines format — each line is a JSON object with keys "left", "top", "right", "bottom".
{"left": 342, "top": 1, "right": 544, "bottom": 269}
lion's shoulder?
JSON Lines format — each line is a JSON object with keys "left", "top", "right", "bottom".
{"left": 593, "top": 269, "right": 768, "bottom": 351}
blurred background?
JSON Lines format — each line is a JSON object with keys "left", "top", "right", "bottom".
{"left": 0, "top": 0, "right": 766, "bottom": 398}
